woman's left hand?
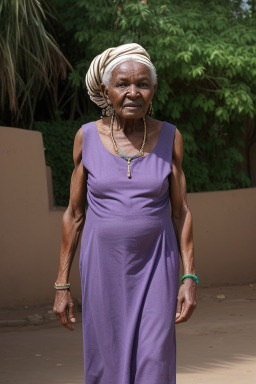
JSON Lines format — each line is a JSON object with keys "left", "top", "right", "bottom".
{"left": 175, "top": 279, "right": 197, "bottom": 324}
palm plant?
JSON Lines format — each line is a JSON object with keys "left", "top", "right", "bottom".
{"left": 0, "top": 0, "right": 71, "bottom": 128}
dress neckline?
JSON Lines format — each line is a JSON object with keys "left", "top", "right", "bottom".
{"left": 93, "top": 120, "right": 165, "bottom": 161}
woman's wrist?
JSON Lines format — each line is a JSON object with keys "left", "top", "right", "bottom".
{"left": 183, "top": 267, "right": 196, "bottom": 275}
{"left": 181, "top": 274, "right": 199, "bottom": 284}
{"left": 56, "top": 280, "right": 69, "bottom": 285}
{"left": 56, "top": 272, "right": 69, "bottom": 286}
{"left": 54, "top": 281, "right": 71, "bottom": 290}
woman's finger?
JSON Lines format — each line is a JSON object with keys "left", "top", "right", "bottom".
{"left": 176, "top": 298, "right": 190, "bottom": 323}
{"left": 185, "top": 299, "right": 197, "bottom": 320}
{"left": 175, "top": 297, "right": 183, "bottom": 323}
{"left": 60, "top": 311, "right": 74, "bottom": 331}
{"left": 176, "top": 299, "right": 196, "bottom": 324}
{"left": 68, "top": 302, "right": 76, "bottom": 323}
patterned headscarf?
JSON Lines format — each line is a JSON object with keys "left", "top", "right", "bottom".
{"left": 85, "top": 43, "right": 156, "bottom": 116}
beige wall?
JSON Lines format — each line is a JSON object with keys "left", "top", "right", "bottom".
{"left": 187, "top": 189, "right": 256, "bottom": 286}
{"left": 0, "top": 126, "right": 81, "bottom": 306}
{"left": 0, "top": 126, "right": 255, "bottom": 306}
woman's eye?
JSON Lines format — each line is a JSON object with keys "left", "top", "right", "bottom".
{"left": 117, "top": 83, "right": 126, "bottom": 87}
{"left": 139, "top": 83, "right": 148, "bottom": 87}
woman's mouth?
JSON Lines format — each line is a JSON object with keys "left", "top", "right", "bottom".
{"left": 123, "top": 104, "right": 141, "bottom": 108}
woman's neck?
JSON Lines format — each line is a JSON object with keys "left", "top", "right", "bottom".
{"left": 113, "top": 115, "right": 145, "bottom": 134}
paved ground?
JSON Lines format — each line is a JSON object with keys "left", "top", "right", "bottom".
{"left": 1, "top": 284, "right": 256, "bottom": 384}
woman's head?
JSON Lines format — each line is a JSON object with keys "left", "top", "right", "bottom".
{"left": 85, "top": 43, "right": 157, "bottom": 117}
{"left": 101, "top": 54, "right": 157, "bottom": 88}
{"left": 101, "top": 60, "right": 156, "bottom": 119}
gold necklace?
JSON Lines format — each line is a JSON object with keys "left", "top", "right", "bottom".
{"left": 110, "top": 113, "right": 147, "bottom": 178}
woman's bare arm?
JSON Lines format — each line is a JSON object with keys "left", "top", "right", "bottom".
{"left": 169, "top": 128, "right": 197, "bottom": 324}
{"left": 53, "top": 127, "right": 87, "bottom": 330}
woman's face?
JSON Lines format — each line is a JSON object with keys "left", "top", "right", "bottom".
{"left": 102, "top": 60, "right": 157, "bottom": 119}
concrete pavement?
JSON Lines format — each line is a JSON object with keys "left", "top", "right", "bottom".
{"left": 1, "top": 284, "right": 256, "bottom": 384}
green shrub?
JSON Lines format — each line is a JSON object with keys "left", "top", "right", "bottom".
{"left": 34, "top": 112, "right": 98, "bottom": 206}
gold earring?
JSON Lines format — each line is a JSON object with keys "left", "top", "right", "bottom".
{"left": 101, "top": 103, "right": 114, "bottom": 117}
{"left": 101, "top": 108, "right": 107, "bottom": 117}
{"left": 107, "top": 104, "right": 114, "bottom": 117}
{"left": 147, "top": 102, "right": 153, "bottom": 116}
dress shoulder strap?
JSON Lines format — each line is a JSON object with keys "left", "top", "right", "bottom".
{"left": 154, "top": 121, "right": 176, "bottom": 167}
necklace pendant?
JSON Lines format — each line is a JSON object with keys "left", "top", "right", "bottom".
{"left": 127, "top": 158, "right": 131, "bottom": 178}
{"left": 110, "top": 114, "right": 147, "bottom": 180}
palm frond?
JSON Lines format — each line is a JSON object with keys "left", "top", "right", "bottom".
{"left": 0, "top": 0, "right": 72, "bottom": 127}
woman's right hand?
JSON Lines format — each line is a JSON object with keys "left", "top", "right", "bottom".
{"left": 53, "top": 290, "right": 76, "bottom": 331}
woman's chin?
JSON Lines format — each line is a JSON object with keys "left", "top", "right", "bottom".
{"left": 117, "top": 108, "right": 146, "bottom": 119}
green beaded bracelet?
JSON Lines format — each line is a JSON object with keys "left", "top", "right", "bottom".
{"left": 54, "top": 282, "right": 71, "bottom": 290}
{"left": 181, "top": 274, "right": 199, "bottom": 284}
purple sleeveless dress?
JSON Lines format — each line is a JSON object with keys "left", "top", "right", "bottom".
{"left": 79, "top": 121, "right": 179, "bottom": 384}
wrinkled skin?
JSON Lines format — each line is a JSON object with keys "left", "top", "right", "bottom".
{"left": 53, "top": 60, "right": 196, "bottom": 330}
{"left": 53, "top": 290, "right": 76, "bottom": 331}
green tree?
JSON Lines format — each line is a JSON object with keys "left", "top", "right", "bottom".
{"left": 247, "top": 0, "right": 256, "bottom": 16}
{"left": 46, "top": 0, "right": 255, "bottom": 205}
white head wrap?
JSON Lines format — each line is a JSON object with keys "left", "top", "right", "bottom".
{"left": 85, "top": 43, "right": 156, "bottom": 115}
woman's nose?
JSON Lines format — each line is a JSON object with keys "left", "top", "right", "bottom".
{"left": 127, "top": 84, "right": 139, "bottom": 98}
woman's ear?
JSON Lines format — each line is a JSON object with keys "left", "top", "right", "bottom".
{"left": 153, "top": 83, "right": 158, "bottom": 93}
{"left": 100, "top": 83, "right": 110, "bottom": 102}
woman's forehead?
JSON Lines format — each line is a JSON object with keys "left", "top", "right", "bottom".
{"left": 111, "top": 60, "right": 151, "bottom": 78}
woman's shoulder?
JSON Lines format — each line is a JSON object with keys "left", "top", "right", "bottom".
{"left": 74, "top": 120, "right": 99, "bottom": 153}
{"left": 158, "top": 118, "right": 182, "bottom": 138}
{"left": 81, "top": 120, "right": 96, "bottom": 131}
{"left": 149, "top": 117, "right": 182, "bottom": 150}
{"left": 77, "top": 120, "right": 99, "bottom": 142}
{"left": 73, "top": 127, "right": 83, "bottom": 164}
{"left": 74, "top": 119, "right": 96, "bottom": 145}
{"left": 147, "top": 116, "right": 177, "bottom": 131}
{"left": 74, "top": 126, "right": 83, "bottom": 144}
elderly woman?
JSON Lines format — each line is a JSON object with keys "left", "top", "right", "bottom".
{"left": 53, "top": 43, "right": 197, "bottom": 384}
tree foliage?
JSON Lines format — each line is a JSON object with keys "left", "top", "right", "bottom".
{"left": 44, "top": 0, "right": 255, "bottom": 205}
